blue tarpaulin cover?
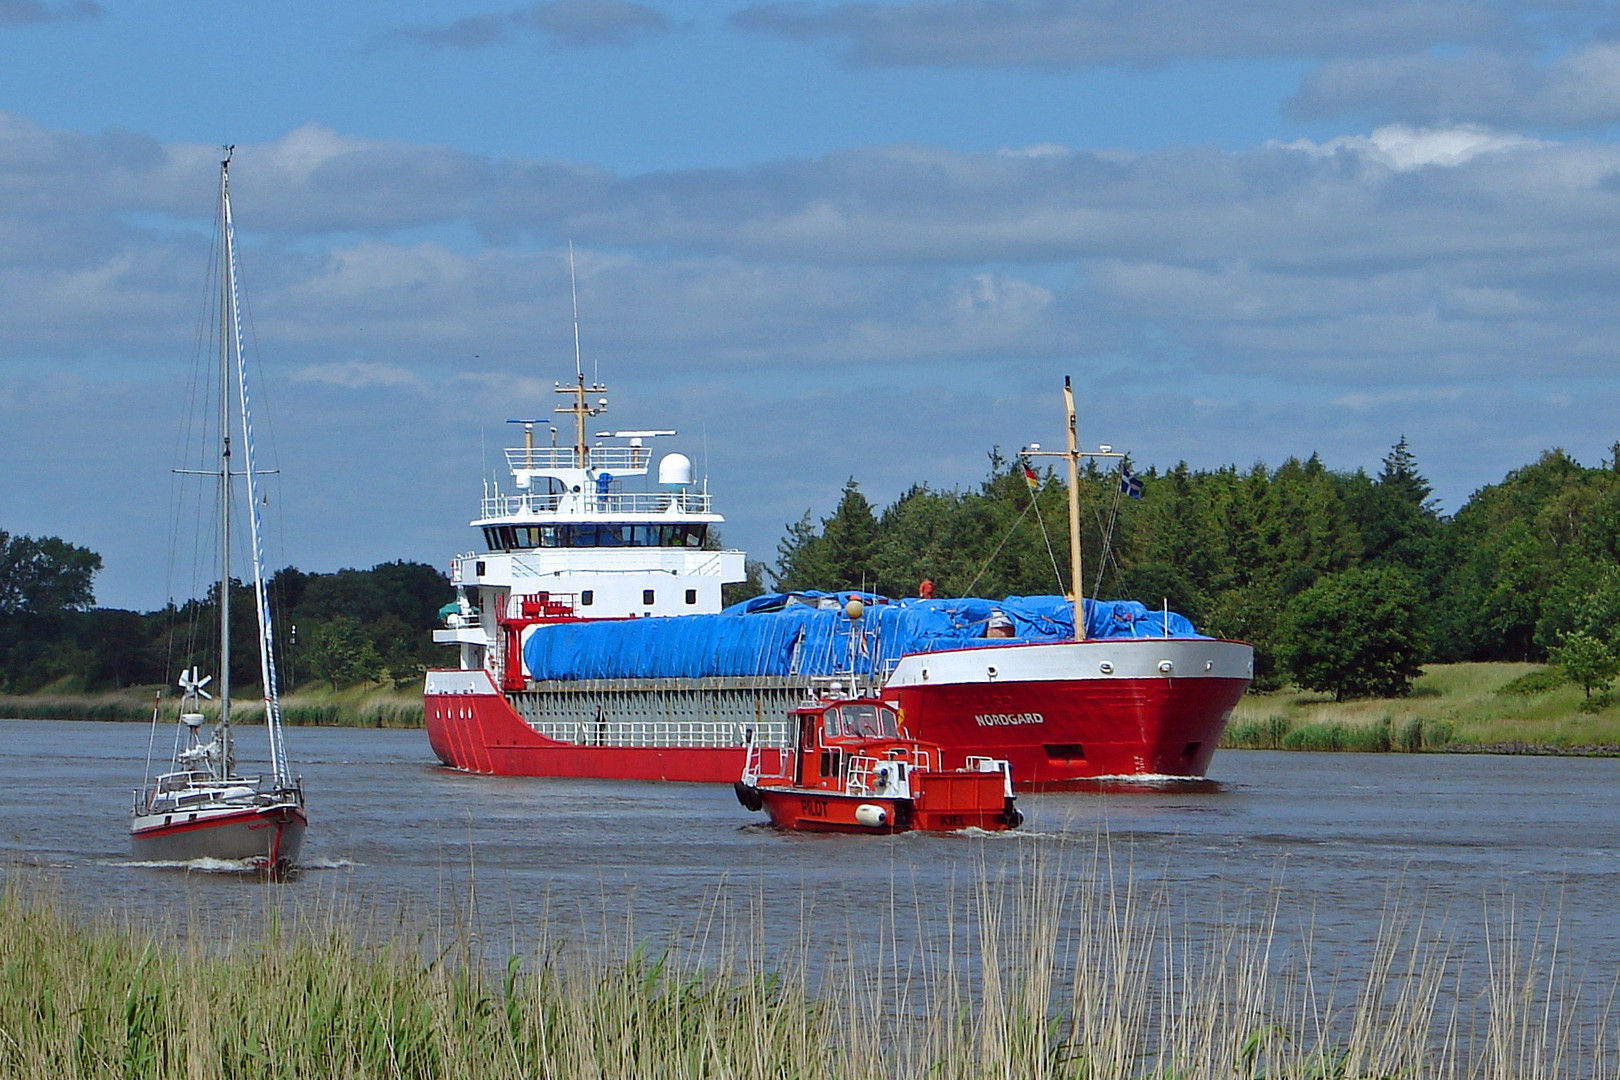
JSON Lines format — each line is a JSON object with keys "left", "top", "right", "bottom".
{"left": 521, "top": 592, "right": 1203, "bottom": 682}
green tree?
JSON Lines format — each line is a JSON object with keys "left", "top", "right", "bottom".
{"left": 1277, "top": 567, "right": 1427, "bottom": 701}
{"left": 0, "top": 530, "right": 101, "bottom": 614}
{"left": 303, "top": 616, "right": 384, "bottom": 689}
{"left": 775, "top": 479, "right": 880, "bottom": 591}
{"left": 1551, "top": 631, "right": 1618, "bottom": 701}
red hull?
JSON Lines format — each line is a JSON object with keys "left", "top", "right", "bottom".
{"left": 425, "top": 683, "right": 746, "bottom": 782}
{"left": 889, "top": 676, "right": 1247, "bottom": 786}
{"left": 753, "top": 784, "right": 1015, "bottom": 833}
{"left": 425, "top": 637, "right": 1252, "bottom": 788}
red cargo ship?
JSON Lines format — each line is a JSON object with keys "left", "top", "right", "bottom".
{"left": 425, "top": 372, "right": 1253, "bottom": 788}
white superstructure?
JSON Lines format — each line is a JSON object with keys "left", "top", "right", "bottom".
{"left": 435, "top": 372, "right": 747, "bottom": 685}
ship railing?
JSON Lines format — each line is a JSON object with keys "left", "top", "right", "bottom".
{"left": 479, "top": 491, "right": 714, "bottom": 518}
{"left": 742, "top": 731, "right": 792, "bottom": 784}
{"left": 843, "top": 755, "right": 908, "bottom": 798}
{"left": 527, "top": 716, "right": 791, "bottom": 750}
{"left": 505, "top": 445, "right": 652, "bottom": 473}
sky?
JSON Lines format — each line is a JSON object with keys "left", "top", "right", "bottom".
{"left": 4, "top": 0, "right": 1620, "bottom": 611}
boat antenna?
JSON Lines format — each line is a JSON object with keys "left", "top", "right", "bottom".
{"left": 569, "top": 241, "right": 584, "bottom": 382}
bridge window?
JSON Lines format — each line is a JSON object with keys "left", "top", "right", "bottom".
{"left": 485, "top": 522, "right": 707, "bottom": 549}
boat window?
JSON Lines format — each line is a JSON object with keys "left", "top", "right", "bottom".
{"left": 643, "top": 589, "right": 655, "bottom": 605}
{"left": 685, "top": 589, "right": 697, "bottom": 605}
{"left": 654, "top": 523, "right": 708, "bottom": 548}
{"left": 842, "top": 705, "right": 894, "bottom": 738}
{"left": 580, "top": 590, "right": 594, "bottom": 606}
{"left": 823, "top": 708, "right": 841, "bottom": 739}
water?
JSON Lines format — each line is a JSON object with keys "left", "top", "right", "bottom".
{"left": 5, "top": 718, "right": 1619, "bottom": 981}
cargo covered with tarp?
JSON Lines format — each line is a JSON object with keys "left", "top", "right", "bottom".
{"left": 520, "top": 592, "right": 1203, "bottom": 682}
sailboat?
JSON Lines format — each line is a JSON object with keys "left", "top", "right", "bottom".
{"left": 130, "top": 150, "right": 306, "bottom": 871}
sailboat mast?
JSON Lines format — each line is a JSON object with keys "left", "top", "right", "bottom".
{"left": 223, "top": 152, "right": 291, "bottom": 786}
{"left": 218, "top": 154, "right": 234, "bottom": 763}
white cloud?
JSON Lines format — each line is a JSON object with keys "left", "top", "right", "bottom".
{"left": 1273, "top": 124, "right": 1543, "bottom": 171}
{"left": 291, "top": 362, "right": 430, "bottom": 391}
{"left": 397, "top": 1, "right": 668, "bottom": 50}
{"left": 730, "top": 0, "right": 1502, "bottom": 67}
{"left": 1290, "top": 43, "right": 1620, "bottom": 129}
{"left": 6, "top": 115, "right": 1620, "bottom": 606}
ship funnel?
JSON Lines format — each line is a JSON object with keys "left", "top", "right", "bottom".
{"left": 658, "top": 453, "right": 693, "bottom": 486}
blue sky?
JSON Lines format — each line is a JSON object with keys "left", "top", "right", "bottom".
{"left": 4, "top": 0, "right": 1620, "bottom": 610}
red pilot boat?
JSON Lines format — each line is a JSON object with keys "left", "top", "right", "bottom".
{"left": 734, "top": 695, "right": 1023, "bottom": 833}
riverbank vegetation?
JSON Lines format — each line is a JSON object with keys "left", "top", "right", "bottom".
{"left": 0, "top": 683, "right": 425, "bottom": 727}
{"left": 1224, "top": 662, "right": 1620, "bottom": 753}
{"left": 0, "top": 547, "right": 449, "bottom": 698}
{"left": 1, "top": 849, "right": 1607, "bottom": 1079}
{"left": 11, "top": 437, "right": 1620, "bottom": 709}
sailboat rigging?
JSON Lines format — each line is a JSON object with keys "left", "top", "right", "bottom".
{"left": 129, "top": 149, "right": 306, "bottom": 871}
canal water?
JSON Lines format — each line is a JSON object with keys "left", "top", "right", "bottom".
{"left": 4, "top": 718, "right": 1618, "bottom": 993}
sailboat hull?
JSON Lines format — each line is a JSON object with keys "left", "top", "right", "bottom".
{"left": 130, "top": 802, "right": 306, "bottom": 867}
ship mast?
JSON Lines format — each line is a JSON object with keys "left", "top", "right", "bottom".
{"left": 555, "top": 246, "right": 605, "bottom": 468}
{"left": 1024, "top": 377, "right": 1125, "bottom": 643}
{"left": 1063, "top": 377, "right": 1083, "bottom": 642}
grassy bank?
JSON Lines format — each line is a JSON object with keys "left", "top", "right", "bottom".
{"left": 1225, "top": 662, "right": 1620, "bottom": 753}
{"left": 0, "top": 684, "right": 424, "bottom": 727}
{"left": 2, "top": 852, "right": 1608, "bottom": 1079}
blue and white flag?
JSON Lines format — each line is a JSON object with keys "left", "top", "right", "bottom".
{"left": 1120, "top": 465, "right": 1144, "bottom": 499}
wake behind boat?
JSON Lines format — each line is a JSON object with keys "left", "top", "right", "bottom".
{"left": 130, "top": 151, "right": 305, "bottom": 871}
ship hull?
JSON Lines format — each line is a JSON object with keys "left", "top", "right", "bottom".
{"left": 425, "top": 638, "right": 1252, "bottom": 787}
{"left": 130, "top": 803, "right": 306, "bottom": 866}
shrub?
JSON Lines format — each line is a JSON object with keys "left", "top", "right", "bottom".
{"left": 1578, "top": 691, "right": 1614, "bottom": 715}
{"left": 1495, "top": 668, "right": 1567, "bottom": 696}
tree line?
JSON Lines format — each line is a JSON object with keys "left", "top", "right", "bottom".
{"left": 8, "top": 436, "right": 1620, "bottom": 702}
{"left": 772, "top": 439, "right": 1620, "bottom": 701}
{"left": 0, "top": 535, "right": 450, "bottom": 695}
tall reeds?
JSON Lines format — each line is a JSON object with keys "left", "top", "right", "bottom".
{"left": 1, "top": 847, "right": 1611, "bottom": 1079}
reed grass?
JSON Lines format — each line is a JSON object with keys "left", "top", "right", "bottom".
{"left": 2, "top": 847, "right": 1611, "bottom": 1079}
